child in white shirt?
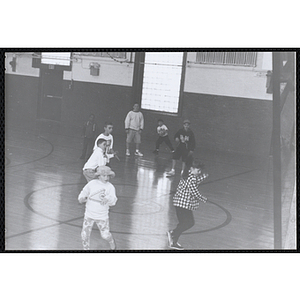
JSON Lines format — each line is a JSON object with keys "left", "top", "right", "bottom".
{"left": 93, "top": 121, "right": 117, "bottom": 166}
{"left": 83, "top": 138, "right": 107, "bottom": 182}
{"left": 78, "top": 165, "right": 118, "bottom": 250}
{"left": 153, "top": 119, "right": 174, "bottom": 154}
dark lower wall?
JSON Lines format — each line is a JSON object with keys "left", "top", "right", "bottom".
{"left": 5, "top": 74, "right": 273, "bottom": 157}
{"left": 60, "top": 79, "right": 133, "bottom": 137}
{"left": 142, "top": 93, "right": 273, "bottom": 157}
{"left": 5, "top": 74, "right": 40, "bottom": 128}
{"left": 5, "top": 74, "right": 133, "bottom": 137}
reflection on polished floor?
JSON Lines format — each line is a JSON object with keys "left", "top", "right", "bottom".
{"left": 5, "top": 123, "right": 292, "bottom": 251}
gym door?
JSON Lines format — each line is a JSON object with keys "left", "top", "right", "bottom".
{"left": 38, "top": 69, "right": 63, "bottom": 121}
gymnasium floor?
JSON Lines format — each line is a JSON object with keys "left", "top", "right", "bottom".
{"left": 5, "top": 121, "right": 291, "bottom": 251}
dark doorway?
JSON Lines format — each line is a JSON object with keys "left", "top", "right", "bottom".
{"left": 38, "top": 69, "right": 63, "bottom": 121}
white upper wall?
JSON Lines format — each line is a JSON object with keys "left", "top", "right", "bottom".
{"left": 63, "top": 53, "right": 134, "bottom": 86}
{"left": 5, "top": 52, "right": 135, "bottom": 87}
{"left": 184, "top": 52, "right": 273, "bottom": 100}
{"left": 5, "top": 52, "right": 40, "bottom": 77}
{"left": 5, "top": 51, "right": 273, "bottom": 100}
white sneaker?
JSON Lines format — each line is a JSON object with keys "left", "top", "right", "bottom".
{"left": 169, "top": 242, "right": 184, "bottom": 250}
{"left": 135, "top": 150, "right": 143, "bottom": 157}
{"left": 166, "top": 169, "right": 175, "bottom": 177}
{"left": 126, "top": 149, "right": 130, "bottom": 156}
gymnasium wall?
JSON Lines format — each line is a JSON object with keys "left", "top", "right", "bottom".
{"left": 142, "top": 93, "right": 272, "bottom": 157}
{"left": 5, "top": 51, "right": 273, "bottom": 157}
{"left": 5, "top": 74, "right": 40, "bottom": 129}
{"left": 4, "top": 52, "right": 134, "bottom": 86}
{"left": 59, "top": 79, "right": 133, "bottom": 137}
{"left": 5, "top": 73, "right": 272, "bottom": 158}
{"left": 5, "top": 52, "right": 272, "bottom": 99}
{"left": 5, "top": 74, "right": 133, "bottom": 136}
{"left": 184, "top": 52, "right": 273, "bottom": 100}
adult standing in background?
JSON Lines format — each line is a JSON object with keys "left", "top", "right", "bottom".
{"left": 80, "top": 114, "right": 97, "bottom": 160}
{"left": 124, "top": 103, "right": 144, "bottom": 157}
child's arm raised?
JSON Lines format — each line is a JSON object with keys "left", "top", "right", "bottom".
{"left": 197, "top": 173, "right": 209, "bottom": 184}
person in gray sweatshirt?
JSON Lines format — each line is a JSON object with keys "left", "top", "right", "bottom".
{"left": 124, "top": 103, "right": 144, "bottom": 157}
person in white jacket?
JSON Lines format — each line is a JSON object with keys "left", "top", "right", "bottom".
{"left": 124, "top": 103, "right": 144, "bottom": 157}
{"left": 83, "top": 138, "right": 107, "bottom": 182}
{"left": 93, "top": 121, "right": 117, "bottom": 166}
{"left": 78, "top": 165, "right": 118, "bottom": 250}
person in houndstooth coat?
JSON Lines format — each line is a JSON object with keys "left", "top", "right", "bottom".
{"left": 167, "top": 160, "right": 208, "bottom": 250}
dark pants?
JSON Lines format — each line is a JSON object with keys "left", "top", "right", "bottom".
{"left": 155, "top": 136, "right": 174, "bottom": 151}
{"left": 81, "top": 137, "right": 94, "bottom": 159}
{"left": 172, "top": 143, "right": 189, "bottom": 162}
{"left": 172, "top": 206, "right": 195, "bottom": 243}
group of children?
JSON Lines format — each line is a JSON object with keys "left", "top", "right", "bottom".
{"left": 79, "top": 118, "right": 118, "bottom": 250}
{"left": 77, "top": 104, "right": 208, "bottom": 251}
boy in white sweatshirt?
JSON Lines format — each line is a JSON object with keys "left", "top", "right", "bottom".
{"left": 124, "top": 103, "right": 144, "bottom": 157}
{"left": 93, "top": 121, "right": 117, "bottom": 166}
{"left": 78, "top": 165, "right": 118, "bottom": 250}
{"left": 83, "top": 138, "right": 107, "bottom": 182}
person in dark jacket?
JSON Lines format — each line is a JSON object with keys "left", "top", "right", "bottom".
{"left": 80, "top": 114, "right": 97, "bottom": 160}
{"left": 166, "top": 119, "right": 196, "bottom": 177}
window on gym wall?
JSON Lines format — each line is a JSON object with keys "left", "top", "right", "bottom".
{"left": 196, "top": 52, "right": 257, "bottom": 67}
{"left": 141, "top": 52, "right": 185, "bottom": 114}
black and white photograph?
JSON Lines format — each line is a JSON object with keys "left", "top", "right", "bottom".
{"left": 1, "top": 3, "right": 299, "bottom": 299}
{"left": 3, "top": 50, "right": 296, "bottom": 251}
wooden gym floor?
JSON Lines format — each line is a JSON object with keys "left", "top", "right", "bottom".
{"left": 5, "top": 122, "right": 293, "bottom": 251}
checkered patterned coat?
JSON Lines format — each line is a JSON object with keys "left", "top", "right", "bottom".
{"left": 173, "top": 172, "right": 208, "bottom": 210}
